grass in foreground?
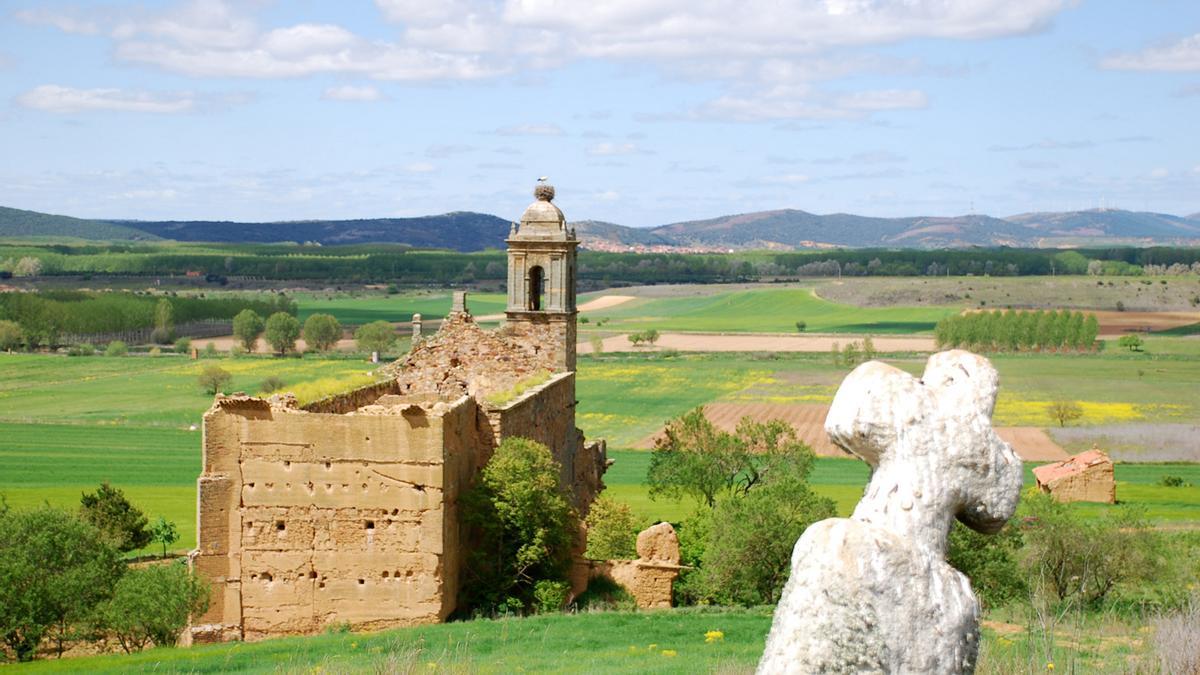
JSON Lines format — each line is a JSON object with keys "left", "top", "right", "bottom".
{"left": 11, "top": 608, "right": 773, "bottom": 674}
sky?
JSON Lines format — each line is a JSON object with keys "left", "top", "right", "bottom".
{"left": 0, "top": 0, "right": 1198, "bottom": 227}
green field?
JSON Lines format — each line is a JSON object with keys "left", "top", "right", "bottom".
{"left": 588, "top": 287, "right": 956, "bottom": 334}
{"left": 295, "top": 292, "right": 507, "bottom": 324}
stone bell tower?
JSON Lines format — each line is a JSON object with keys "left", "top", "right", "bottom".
{"left": 505, "top": 182, "right": 578, "bottom": 371}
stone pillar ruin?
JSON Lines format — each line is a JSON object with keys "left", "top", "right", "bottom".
{"left": 412, "top": 313, "right": 422, "bottom": 341}
{"left": 758, "top": 350, "right": 1023, "bottom": 674}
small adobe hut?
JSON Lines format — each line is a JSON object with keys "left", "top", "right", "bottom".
{"left": 1032, "top": 447, "right": 1116, "bottom": 504}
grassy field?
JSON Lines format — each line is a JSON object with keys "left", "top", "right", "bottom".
{"left": 6, "top": 604, "right": 1171, "bottom": 674}
{"left": 586, "top": 287, "right": 955, "bottom": 334}
{"left": 295, "top": 291, "right": 507, "bottom": 324}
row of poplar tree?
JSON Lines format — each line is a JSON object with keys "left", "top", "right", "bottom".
{"left": 934, "top": 309, "right": 1100, "bottom": 352}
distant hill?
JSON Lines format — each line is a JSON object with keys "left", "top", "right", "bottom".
{"left": 104, "top": 212, "right": 511, "bottom": 251}
{"left": 0, "top": 206, "right": 159, "bottom": 241}
{"left": 4, "top": 204, "right": 1200, "bottom": 251}
{"left": 1006, "top": 209, "right": 1200, "bottom": 241}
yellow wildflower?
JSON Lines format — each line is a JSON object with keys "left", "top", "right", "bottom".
{"left": 648, "top": 643, "right": 658, "bottom": 651}
{"left": 662, "top": 650, "right": 678, "bottom": 657}
{"left": 705, "top": 630, "right": 725, "bottom": 643}
{"left": 1046, "top": 663, "right": 1055, "bottom": 671}
{"left": 350, "top": 642, "right": 358, "bottom": 649}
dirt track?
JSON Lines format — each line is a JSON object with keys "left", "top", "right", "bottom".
{"left": 637, "top": 402, "right": 1067, "bottom": 462}
{"left": 1088, "top": 310, "right": 1200, "bottom": 337}
{"left": 579, "top": 332, "right": 937, "bottom": 354}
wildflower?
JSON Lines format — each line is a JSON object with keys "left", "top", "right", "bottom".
{"left": 350, "top": 642, "right": 358, "bottom": 649}
{"left": 1046, "top": 663, "right": 1055, "bottom": 671}
{"left": 705, "top": 630, "right": 725, "bottom": 643}
{"left": 648, "top": 643, "right": 658, "bottom": 651}
{"left": 662, "top": 650, "right": 678, "bottom": 657}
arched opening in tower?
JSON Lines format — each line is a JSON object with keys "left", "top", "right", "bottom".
{"left": 528, "top": 266, "right": 545, "bottom": 311}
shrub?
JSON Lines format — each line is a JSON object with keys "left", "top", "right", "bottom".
{"left": 460, "top": 437, "right": 576, "bottom": 614}
{"left": 149, "top": 327, "right": 174, "bottom": 345}
{"left": 1159, "top": 475, "right": 1190, "bottom": 488}
{"left": 532, "top": 580, "right": 570, "bottom": 614}
{"left": 0, "top": 507, "right": 124, "bottom": 660}
{"left": 198, "top": 365, "right": 232, "bottom": 395}
{"left": 355, "top": 320, "right": 398, "bottom": 355}
{"left": 584, "top": 497, "right": 641, "bottom": 560}
{"left": 0, "top": 320, "right": 22, "bottom": 351}
{"left": 80, "top": 482, "right": 152, "bottom": 553}
{"left": 232, "top": 309, "right": 264, "bottom": 353}
{"left": 259, "top": 375, "right": 286, "bottom": 394}
{"left": 1151, "top": 595, "right": 1200, "bottom": 675}
{"left": 589, "top": 336, "right": 604, "bottom": 355}
{"left": 67, "top": 343, "right": 95, "bottom": 356}
{"left": 173, "top": 337, "right": 192, "bottom": 354}
{"left": 95, "top": 562, "right": 209, "bottom": 653}
{"left": 149, "top": 516, "right": 179, "bottom": 558}
{"left": 947, "top": 521, "right": 1026, "bottom": 609}
{"left": 264, "top": 312, "right": 301, "bottom": 355}
{"left": 148, "top": 346, "right": 161, "bottom": 357}
{"left": 794, "top": 320, "right": 806, "bottom": 332}
{"left": 153, "top": 298, "right": 174, "bottom": 343}
{"left": 302, "top": 313, "right": 342, "bottom": 352}
{"left": 1118, "top": 334, "right": 1144, "bottom": 352}
{"left": 1019, "top": 490, "right": 1163, "bottom": 605}
{"left": 203, "top": 342, "right": 218, "bottom": 357}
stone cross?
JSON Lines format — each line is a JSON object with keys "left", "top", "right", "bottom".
{"left": 758, "top": 350, "right": 1023, "bottom": 674}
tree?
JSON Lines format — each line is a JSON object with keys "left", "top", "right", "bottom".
{"left": 302, "top": 313, "right": 342, "bottom": 352}
{"left": 151, "top": 299, "right": 174, "bottom": 344}
{"left": 1047, "top": 400, "right": 1083, "bottom": 427}
{"left": 13, "top": 256, "right": 42, "bottom": 277}
{"left": 104, "top": 340, "right": 128, "bottom": 357}
{"left": 0, "top": 507, "right": 124, "bottom": 660}
{"left": 460, "top": 437, "right": 576, "bottom": 614}
{"left": 80, "top": 483, "right": 152, "bottom": 553}
{"left": 354, "top": 320, "right": 397, "bottom": 355}
{"left": 264, "top": 312, "right": 301, "bottom": 355}
{"left": 95, "top": 563, "right": 209, "bottom": 653}
{"left": 198, "top": 365, "right": 232, "bottom": 395}
{"left": 173, "top": 336, "right": 192, "bottom": 355}
{"left": 149, "top": 516, "right": 179, "bottom": 559}
{"left": 232, "top": 309, "right": 264, "bottom": 353}
{"left": 1118, "top": 334, "right": 1145, "bottom": 352}
{"left": 794, "top": 321, "right": 806, "bottom": 333}
{"left": 0, "top": 319, "right": 22, "bottom": 351}
{"left": 643, "top": 329, "right": 660, "bottom": 346}
{"left": 584, "top": 497, "right": 642, "bottom": 560}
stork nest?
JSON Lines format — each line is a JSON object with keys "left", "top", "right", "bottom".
{"left": 534, "top": 183, "right": 555, "bottom": 201}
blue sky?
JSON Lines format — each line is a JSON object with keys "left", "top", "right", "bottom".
{"left": 0, "top": 0, "right": 1198, "bottom": 226}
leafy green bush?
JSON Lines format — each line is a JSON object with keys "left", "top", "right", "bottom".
{"left": 80, "top": 482, "right": 151, "bottom": 553}
{"left": 947, "top": 521, "right": 1026, "bottom": 609}
{"left": 104, "top": 340, "right": 128, "bottom": 357}
{"left": 533, "top": 580, "right": 570, "bottom": 614}
{"left": 259, "top": 375, "right": 286, "bottom": 394}
{"left": 584, "top": 497, "right": 641, "bottom": 560}
{"left": 460, "top": 437, "right": 576, "bottom": 615}
{"left": 94, "top": 563, "right": 209, "bottom": 653}
{"left": 66, "top": 343, "right": 95, "bottom": 356}
{"left": 650, "top": 410, "right": 834, "bottom": 606}
{"left": 0, "top": 506, "right": 124, "bottom": 660}
{"left": 1019, "top": 490, "right": 1163, "bottom": 605}
{"left": 173, "top": 336, "right": 192, "bottom": 354}
{"left": 149, "top": 516, "right": 179, "bottom": 559}
{"left": 0, "top": 319, "right": 22, "bottom": 351}
{"left": 1159, "top": 475, "right": 1191, "bottom": 488}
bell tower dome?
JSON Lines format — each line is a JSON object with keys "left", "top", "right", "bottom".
{"left": 505, "top": 181, "right": 578, "bottom": 371}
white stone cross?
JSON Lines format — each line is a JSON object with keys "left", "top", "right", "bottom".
{"left": 758, "top": 350, "right": 1023, "bottom": 674}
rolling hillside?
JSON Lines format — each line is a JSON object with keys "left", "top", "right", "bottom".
{"left": 3, "top": 203, "right": 1199, "bottom": 251}
{"left": 0, "top": 206, "right": 159, "bottom": 241}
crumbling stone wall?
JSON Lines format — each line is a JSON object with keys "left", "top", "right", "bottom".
{"left": 190, "top": 392, "right": 488, "bottom": 642}
{"left": 1033, "top": 448, "right": 1116, "bottom": 504}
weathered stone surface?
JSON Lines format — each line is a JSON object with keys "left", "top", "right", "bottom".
{"left": 636, "top": 522, "right": 681, "bottom": 565}
{"left": 758, "top": 350, "right": 1023, "bottom": 674}
{"left": 1033, "top": 447, "right": 1116, "bottom": 503}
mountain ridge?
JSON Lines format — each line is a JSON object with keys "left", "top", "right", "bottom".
{"left": 2, "top": 204, "right": 1198, "bottom": 251}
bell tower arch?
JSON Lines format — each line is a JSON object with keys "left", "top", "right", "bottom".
{"left": 505, "top": 182, "right": 578, "bottom": 371}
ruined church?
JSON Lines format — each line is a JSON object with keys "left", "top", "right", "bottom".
{"left": 189, "top": 184, "right": 610, "bottom": 642}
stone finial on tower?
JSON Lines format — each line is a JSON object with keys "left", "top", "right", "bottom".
{"left": 451, "top": 292, "right": 468, "bottom": 315}
{"left": 412, "top": 313, "right": 422, "bottom": 340}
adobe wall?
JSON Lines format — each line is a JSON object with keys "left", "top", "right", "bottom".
{"left": 190, "top": 393, "right": 485, "bottom": 642}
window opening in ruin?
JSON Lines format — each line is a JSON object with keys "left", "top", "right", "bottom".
{"left": 357, "top": 578, "right": 365, "bottom": 585}
{"left": 365, "top": 520, "right": 375, "bottom": 530}
{"left": 528, "top": 265, "right": 545, "bottom": 310}
{"left": 262, "top": 572, "right": 273, "bottom": 582}
{"left": 275, "top": 520, "right": 285, "bottom": 532}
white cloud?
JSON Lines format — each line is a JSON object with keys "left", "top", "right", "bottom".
{"left": 16, "top": 85, "right": 195, "bottom": 114}
{"left": 403, "top": 162, "right": 436, "bottom": 173}
{"left": 1149, "top": 167, "right": 1170, "bottom": 179}
{"left": 495, "top": 123, "right": 564, "bottom": 136}
{"left": 14, "top": 7, "right": 100, "bottom": 35}
{"left": 1102, "top": 33, "right": 1200, "bottom": 72}
{"left": 322, "top": 85, "right": 383, "bottom": 101}
{"left": 587, "top": 142, "right": 640, "bottom": 156}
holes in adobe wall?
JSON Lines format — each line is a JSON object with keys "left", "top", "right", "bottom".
{"left": 365, "top": 520, "right": 375, "bottom": 530}
{"left": 357, "top": 578, "right": 365, "bottom": 586}
{"left": 275, "top": 520, "right": 286, "bottom": 532}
